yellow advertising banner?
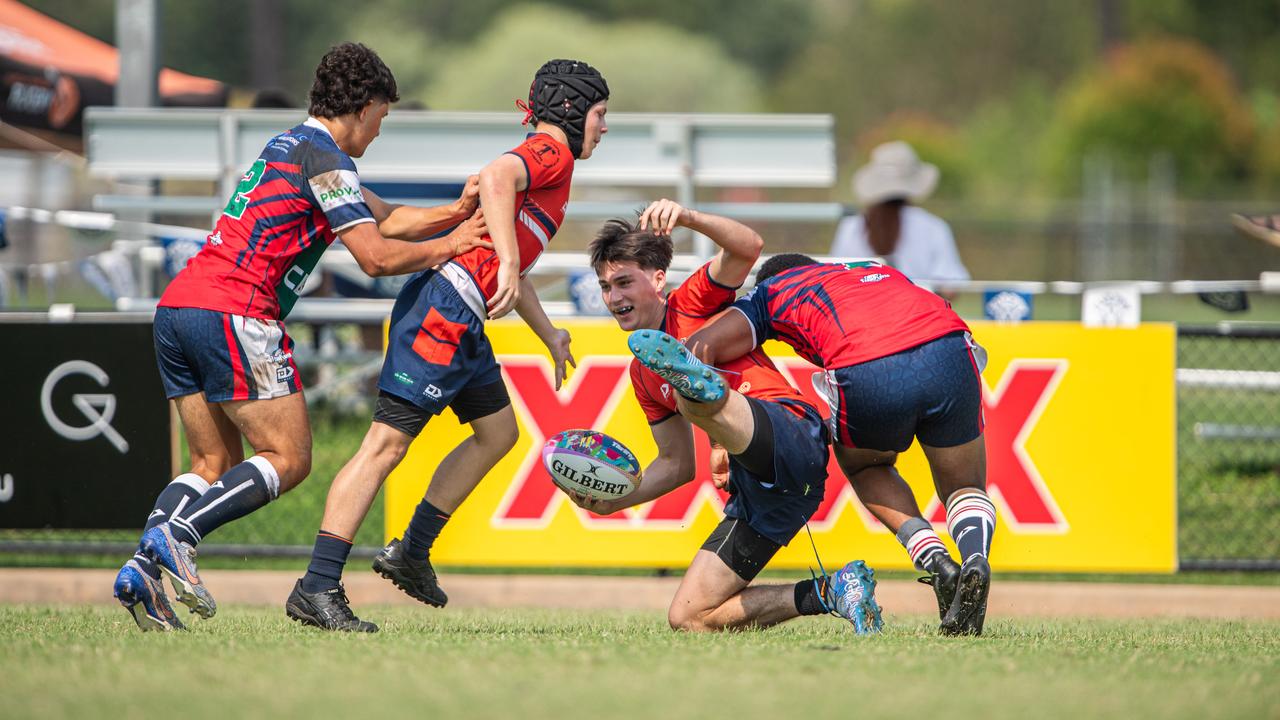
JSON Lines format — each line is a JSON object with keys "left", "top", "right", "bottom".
{"left": 386, "top": 320, "right": 1177, "bottom": 573}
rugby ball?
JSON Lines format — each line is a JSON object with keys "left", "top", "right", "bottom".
{"left": 542, "top": 429, "right": 642, "bottom": 501}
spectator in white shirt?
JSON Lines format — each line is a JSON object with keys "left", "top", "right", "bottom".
{"left": 831, "top": 141, "right": 969, "bottom": 297}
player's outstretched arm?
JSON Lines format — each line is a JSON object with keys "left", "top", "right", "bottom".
{"left": 480, "top": 154, "right": 529, "bottom": 319}
{"left": 514, "top": 276, "right": 576, "bottom": 390}
{"left": 362, "top": 176, "right": 480, "bottom": 241}
{"left": 338, "top": 209, "right": 489, "bottom": 277}
{"left": 566, "top": 416, "right": 697, "bottom": 515}
{"left": 640, "top": 199, "right": 764, "bottom": 288}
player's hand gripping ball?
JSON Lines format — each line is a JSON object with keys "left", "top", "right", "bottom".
{"left": 542, "top": 429, "right": 642, "bottom": 501}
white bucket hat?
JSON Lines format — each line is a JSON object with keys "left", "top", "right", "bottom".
{"left": 852, "top": 141, "right": 939, "bottom": 206}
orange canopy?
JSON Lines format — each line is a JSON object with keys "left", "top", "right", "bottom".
{"left": 0, "top": 0, "right": 224, "bottom": 97}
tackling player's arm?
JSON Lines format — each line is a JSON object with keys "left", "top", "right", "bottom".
{"left": 479, "top": 154, "right": 529, "bottom": 319}
{"left": 515, "top": 276, "right": 576, "bottom": 390}
{"left": 685, "top": 307, "right": 758, "bottom": 367}
{"left": 567, "top": 415, "right": 697, "bottom": 515}
{"left": 640, "top": 199, "right": 763, "bottom": 288}
{"left": 362, "top": 175, "right": 479, "bottom": 240}
{"left": 338, "top": 209, "right": 489, "bottom": 277}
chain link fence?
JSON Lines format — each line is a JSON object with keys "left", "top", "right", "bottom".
{"left": 2, "top": 323, "right": 1279, "bottom": 572}
{"left": 1177, "top": 324, "right": 1280, "bottom": 570}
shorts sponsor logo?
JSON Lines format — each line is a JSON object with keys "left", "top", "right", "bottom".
{"left": 659, "top": 383, "right": 670, "bottom": 399}
{"left": 424, "top": 384, "right": 443, "bottom": 399}
{"left": 394, "top": 372, "right": 414, "bottom": 386}
{"left": 275, "top": 366, "right": 294, "bottom": 382}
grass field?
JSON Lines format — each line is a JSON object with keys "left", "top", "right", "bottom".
{"left": 3, "top": 606, "right": 1277, "bottom": 720}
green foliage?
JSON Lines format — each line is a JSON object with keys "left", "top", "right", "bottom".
{"left": 422, "top": 4, "right": 764, "bottom": 113}
{"left": 1044, "top": 37, "right": 1254, "bottom": 194}
{"left": 849, "top": 112, "right": 971, "bottom": 200}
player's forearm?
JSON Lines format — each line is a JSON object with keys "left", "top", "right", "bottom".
{"left": 606, "top": 454, "right": 696, "bottom": 513}
{"left": 377, "top": 202, "right": 468, "bottom": 241}
{"left": 684, "top": 209, "right": 764, "bottom": 264}
{"left": 360, "top": 236, "right": 459, "bottom": 277}
{"left": 514, "top": 278, "right": 556, "bottom": 340}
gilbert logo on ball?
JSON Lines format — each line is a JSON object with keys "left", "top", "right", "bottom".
{"left": 542, "top": 429, "right": 641, "bottom": 501}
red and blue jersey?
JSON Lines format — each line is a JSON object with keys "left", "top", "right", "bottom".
{"left": 630, "top": 263, "right": 816, "bottom": 425}
{"left": 437, "top": 133, "right": 573, "bottom": 320}
{"left": 160, "top": 118, "right": 375, "bottom": 319}
{"left": 732, "top": 261, "right": 970, "bottom": 369}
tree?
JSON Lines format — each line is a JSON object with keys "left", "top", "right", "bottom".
{"left": 421, "top": 5, "right": 764, "bottom": 113}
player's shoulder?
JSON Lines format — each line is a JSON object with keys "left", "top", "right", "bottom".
{"left": 512, "top": 133, "right": 573, "bottom": 173}
{"left": 290, "top": 120, "right": 357, "bottom": 174}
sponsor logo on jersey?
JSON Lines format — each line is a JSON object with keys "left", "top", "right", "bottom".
{"left": 860, "top": 273, "right": 891, "bottom": 283}
{"left": 310, "top": 169, "right": 364, "bottom": 212}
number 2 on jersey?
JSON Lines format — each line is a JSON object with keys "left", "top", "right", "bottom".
{"left": 222, "top": 159, "right": 267, "bottom": 219}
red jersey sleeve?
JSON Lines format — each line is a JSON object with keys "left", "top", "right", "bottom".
{"left": 629, "top": 359, "right": 678, "bottom": 425}
{"left": 506, "top": 134, "right": 573, "bottom": 191}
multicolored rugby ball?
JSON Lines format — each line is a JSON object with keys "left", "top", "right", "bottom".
{"left": 542, "top": 429, "right": 642, "bottom": 501}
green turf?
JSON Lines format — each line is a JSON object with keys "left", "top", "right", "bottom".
{"left": 1, "top": 606, "right": 1276, "bottom": 720}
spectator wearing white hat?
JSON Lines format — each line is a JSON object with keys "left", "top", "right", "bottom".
{"left": 831, "top": 141, "right": 969, "bottom": 296}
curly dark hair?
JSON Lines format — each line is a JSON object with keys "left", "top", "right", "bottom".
{"left": 308, "top": 43, "right": 399, "bottom": 118}
{"left": 756, "top": 253, "right": 818, "bottom": 284}
{"left": 589, "top": 217, "right": 674, "bottom": 273}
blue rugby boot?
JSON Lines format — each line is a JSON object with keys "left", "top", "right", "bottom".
{"left": 824, "top": 560, "right": 884, "bottom": 634}
{"left": 113, "top": 558, "right": 185, "bottom": 632}
{"left": 140, "top": 523, "right": 216, "bottom": 619}
{"left": 627, "top": 329, "right": 725, "bottom": 403}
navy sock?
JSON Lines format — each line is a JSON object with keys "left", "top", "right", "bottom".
{"left": 302, "top": 531, "right": 353, "bottom": 593}
{"left": 142, "top": 473, "right": 210, "bottom": 535}
{"left": 946, "top": 489, "right": 997, "bottom": 562}
{"left": 136, "top": 473, "right": 209, "bottom": 578}
{"left": 403, "top": 499, "right": 450, "bottom": 561}
{"left": 794, "top": 575, "right": 831, "bottom": 616}
{"left": 169, "top": 457, "right": 281, "bottom": 546}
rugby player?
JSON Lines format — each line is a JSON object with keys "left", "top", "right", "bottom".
{"left": 570, "top": 200, "right": 882, "bottom": 634}
{"left": 684, "top": 253, "right": 995, "bottom": 636}
{"left": 286, "top": 60, "right": 610, "bottom": 632}
{"left": 112, "top": 43, "right": 490, "bottom": 631}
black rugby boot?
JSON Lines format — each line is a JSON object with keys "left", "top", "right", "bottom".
{"left": 285, "top": 579, "right": 378, "bottom": 632}
{"left": 940, "top": 555, "right": 991, "bottom": 636}
{"left": 372, "top": 538, "right": 448, "bottom": 607}
{"left": 917, "top": 554, "right": 962, "bottom": 622}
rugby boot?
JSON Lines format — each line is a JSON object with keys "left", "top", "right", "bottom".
{"left": 823, "top": 560, "right": 884, "bottom": 634}
{"left": 917, "top": 553, "right": 962, "bottom": 622}
{"left": 627, "top": 329, "right": 725, "bottom": 403}
{"left": 113, "top": 558, "right": 185, "bottom": 632}
{"left": 285, "top": 579, "right": 378, "bottom": 633}
{"left": 139, "top": 523, "right": 216, "bottom": 619}
{"left": 940, "top": 554, "right": 991, "bottom": 636}
{"left": 372, "top": 538, "right": 448, "bottom": 607}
